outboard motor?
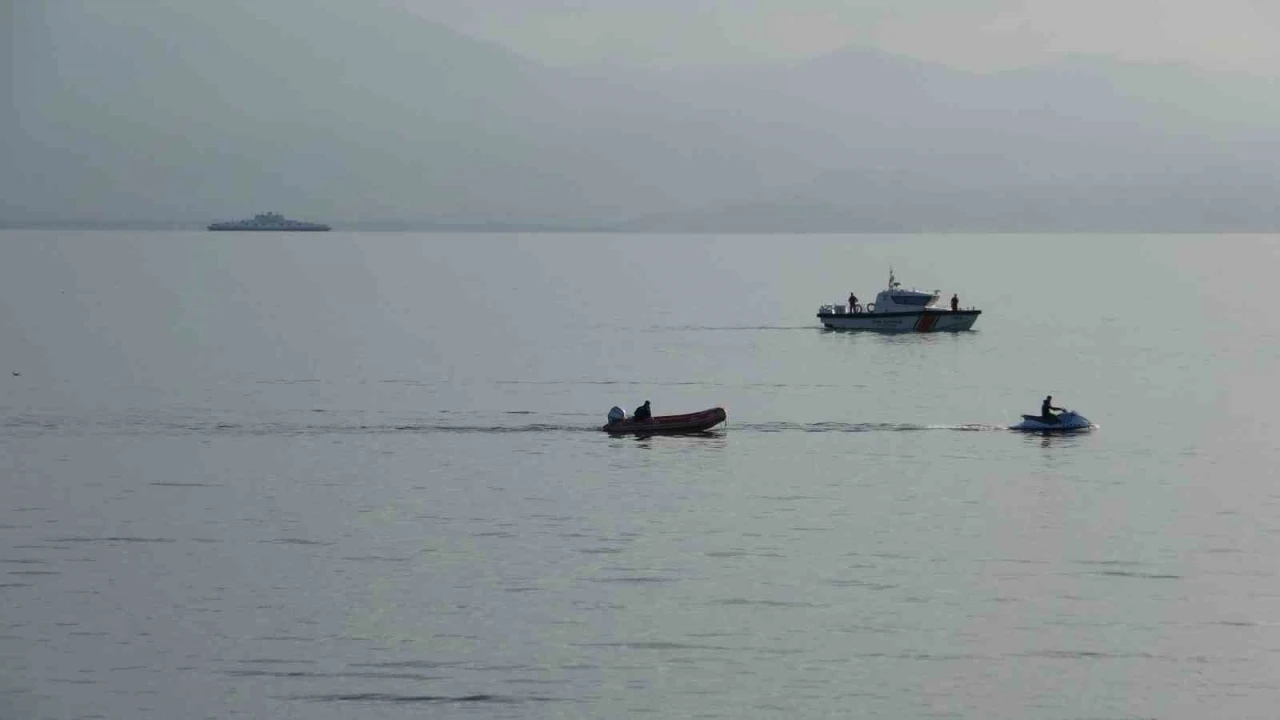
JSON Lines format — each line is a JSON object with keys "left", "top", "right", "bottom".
{"left": 607, "top": 406, "right": 626, "bottom": 424}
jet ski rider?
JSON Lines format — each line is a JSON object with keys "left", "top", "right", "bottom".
{"left": 1041, "top": 395, "right": 1064, "bottom": 424}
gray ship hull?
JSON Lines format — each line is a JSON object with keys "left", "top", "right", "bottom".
{"left": 207, "top": 212, "right": 331, "bottom": 232}
{"left": 207, "top": 224, "right": 331, "bottom": 231}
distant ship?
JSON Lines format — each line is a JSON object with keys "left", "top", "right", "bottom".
{"left": 207, "top": 212, "right": 331, "bottom": 232}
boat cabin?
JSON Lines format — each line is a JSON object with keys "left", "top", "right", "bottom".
{"left": 866, "top": 287, "right": 940, "bottom": 313}
{"left": 820, "top": 272, "right": 942, "bottom": 315}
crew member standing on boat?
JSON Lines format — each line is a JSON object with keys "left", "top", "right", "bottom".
{"left": 848, "top": 293, "right": 858, "bottom": 314}
{"left": 951, "top": 294, "right": 959, "bottom": 311}
{"left": 633, "top": 400, "right": 652, "bottom": 422}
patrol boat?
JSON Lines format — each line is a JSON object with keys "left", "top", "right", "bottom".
{"left": 207, "top": 212, "right": 331, "bottom": 232}
{"left": 816, "top": 271, "right": 980, "bottom": 332}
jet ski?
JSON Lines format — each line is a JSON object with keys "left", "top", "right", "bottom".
{"left": 1010, "top": 410, "right": 1094, "bottom": 432}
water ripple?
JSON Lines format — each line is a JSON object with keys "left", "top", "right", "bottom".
{"left": 49, "top": 537, "right": 176, "bottom": 544}
{"left": 226, "top": 669, "right": 446, "bottom": 681}
{"left": 3, "top": 412, "right": 1019, "bottom": 436}
{"left": 742, "top": 421, "right": 1005, "bottom": 433}
{"left": 713, "top": 598, "right": 830, "bottom": 608}
{"left": 291, "top": 693, "right": 533, "bottom": 704}
{"left": 583, "top": 641, "right": 735, "bottom": 652}
{"left": 348, "top": 661, "right": 465, "bottom": 670}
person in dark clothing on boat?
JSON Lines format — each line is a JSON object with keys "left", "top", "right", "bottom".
{"left": 633, "top": 400, "right": 652, "bottom": 422}
{"left": 1041, "top": 395, "right": 1063, "bottom": 424}
{"left": 951, "top": 294, "right": 959, "bottom": 311}
{"left": 848, "top": 293, "right": 858, "bottom": 314}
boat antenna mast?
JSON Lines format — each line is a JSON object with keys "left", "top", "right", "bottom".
{"left": 889, "top": 267, "right": 900, "bottom": 289}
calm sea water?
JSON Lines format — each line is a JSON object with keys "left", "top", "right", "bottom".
{"left": 2, "top": 232, "right": 1279, "bottom": 719}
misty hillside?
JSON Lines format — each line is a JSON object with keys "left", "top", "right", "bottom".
{"left": 7, "top": 1, "right": 1280, "bottom": 230}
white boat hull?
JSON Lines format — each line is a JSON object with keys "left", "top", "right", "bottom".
{"left": 817, "top": 310, "right": 980, "bottom": 332}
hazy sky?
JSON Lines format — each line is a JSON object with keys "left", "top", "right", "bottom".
{"left": 8, "top": 0, "right": 1280, "bottom": 229}
{"left": 405, "top": 0, "right": 1280, "bottom": 73}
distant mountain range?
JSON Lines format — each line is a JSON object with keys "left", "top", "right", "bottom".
{"left": 6, "top": 2, "right": 1280, "bottom": 231}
